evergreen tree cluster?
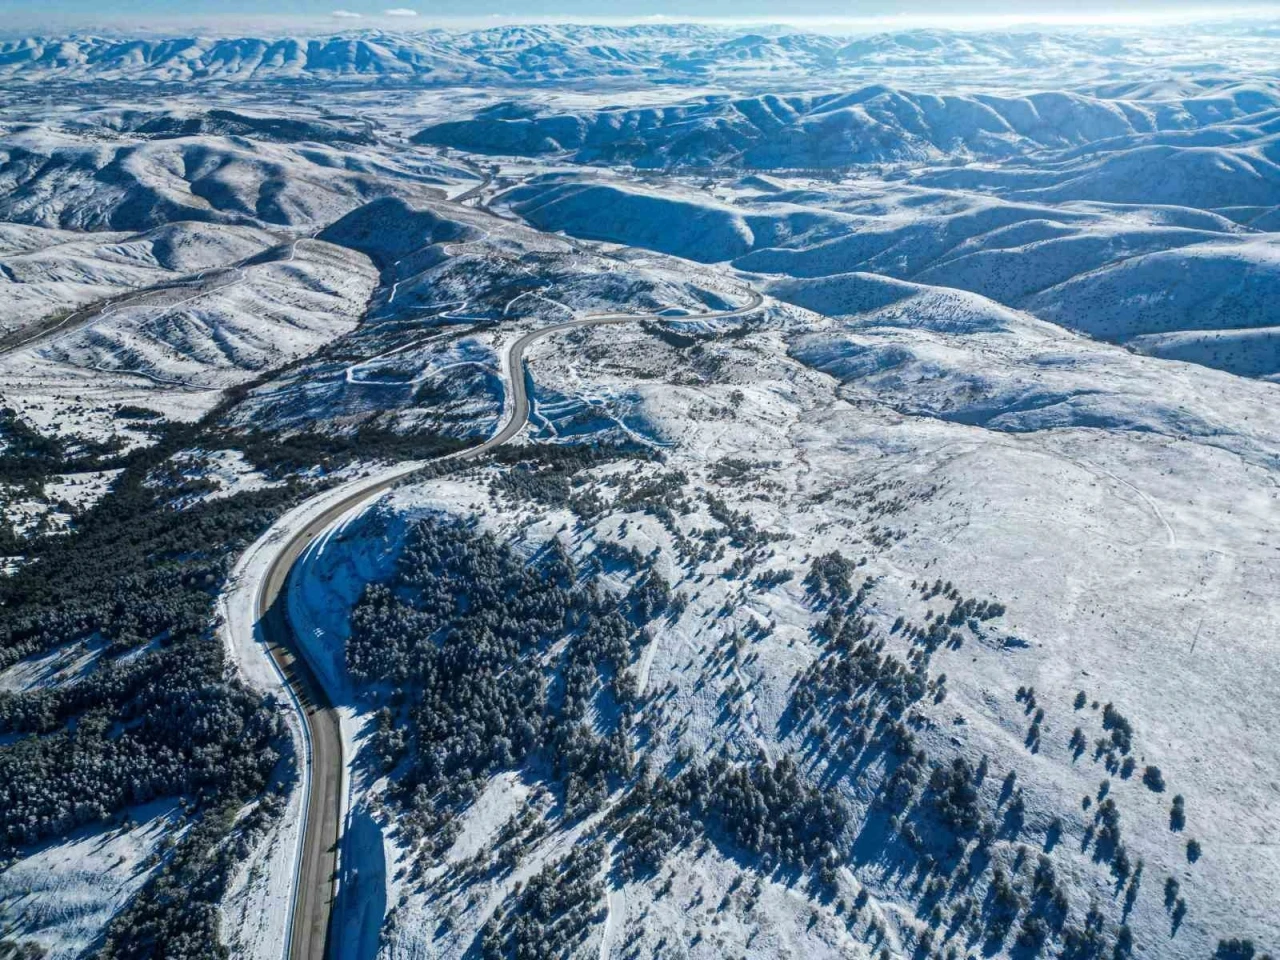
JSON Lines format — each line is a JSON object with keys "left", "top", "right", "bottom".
{"left": 347, "top": 517, "right": 666, "bottom": 845}
{"left": 0, "top": 415, "right": 308, "bottom": 955}
{"left": 479, "top": 838, "right": 606, "bottom": 960}
{"left": 0, "top": 472, "right": 291, "bottom": 860}
{"left": 613, "top": 754, "right": 850, "bottom": 883}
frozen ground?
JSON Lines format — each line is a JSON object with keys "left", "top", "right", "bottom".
{"left": 0, "top": 237, "right": 378, "bottom": 456}
{"left": 0, "top": 635, "right": 108, "bottom": 695}
{"left": 0, "top": 800, "right": 185, "bottom": 958}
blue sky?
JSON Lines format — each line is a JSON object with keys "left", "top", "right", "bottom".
{"left": 1, "top": 0, "right": 1275, "bottom": 33}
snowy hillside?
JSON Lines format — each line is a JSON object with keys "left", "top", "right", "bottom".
{"left": 498, "top": 171, "right": 1280, "bottom": 379}
{"left": 0, "top": 126, "right": 457, "bottom": 231}
{"left": 417, "top": 83, "right": 1280, "bottom": 168}
{"left": 0, "top": 220, "right": 280, "bottom": 336}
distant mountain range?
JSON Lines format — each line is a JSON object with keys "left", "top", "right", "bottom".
{"left": 417, "top": 82, "right": 1280, "bottom": 170}
{"left": 0, "top": 26, "right": 1208, "bottom": 85}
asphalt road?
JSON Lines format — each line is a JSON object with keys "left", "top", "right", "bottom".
{"left": 253, "top": 288, "right": 762, "bottom": 960}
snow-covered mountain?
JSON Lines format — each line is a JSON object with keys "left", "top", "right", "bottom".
{"left": 499, "top": 172, "right": 1280, "bottom": 379}
{"left": 0, "top": 27, "right": 714, "bottom": 84}
{"left": 0, "top": 124, "right": 461, "bottom": 231}
{"left": 416, "top": 82, "right": 1280, "bottom": 168}
{"left": 0, "top": 25, "right": 1273, "bottom": 87}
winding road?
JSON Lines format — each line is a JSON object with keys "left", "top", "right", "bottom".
{"left": 248, "top": 287, "right": 763, "bottom": 960}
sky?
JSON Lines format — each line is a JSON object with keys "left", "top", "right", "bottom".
{"left": 0, "top": 0, "right": 1277, "bottom": 33}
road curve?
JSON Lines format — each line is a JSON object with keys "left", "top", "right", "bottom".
{"left": 249, "top": 287, "right": 764, "bottom": 960}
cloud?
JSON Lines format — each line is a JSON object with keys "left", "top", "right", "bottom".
{"left": 331, "top": 9, "right": 363, "bottom": 16}
{"left": 383, "top": 7, "right": 418, "bottom": 14}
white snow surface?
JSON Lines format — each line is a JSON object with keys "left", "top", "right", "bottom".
{"left": 0, "top": 800, "right": 185, "bottom": 959}
{"left": 0, "top": 468, "right": 121, "bottom": 538}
